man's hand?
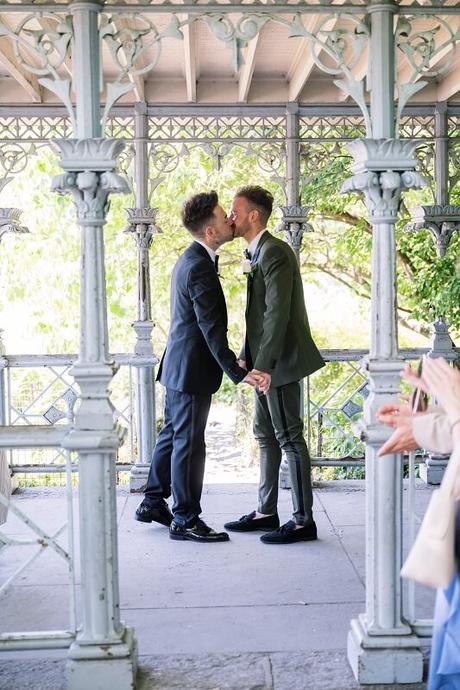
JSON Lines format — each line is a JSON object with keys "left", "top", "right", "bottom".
{"left": 251, "top": 369, "right": 271, "bottom": 394}
{"left": 243, "top": 369, "right": 271, "bottom": 394}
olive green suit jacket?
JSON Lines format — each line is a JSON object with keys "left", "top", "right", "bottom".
{"left": 242, "top": 231, "right": 325, "bottom": 388}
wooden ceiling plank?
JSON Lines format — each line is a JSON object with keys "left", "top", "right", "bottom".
{"left": 437, "top": 49, "right": 460, "bottom": 101}
{"left": 238, "top": 34, "right": 260, "bottom": 103}
{"left": 183, "top": 20, "right": 196, "bottom": 103}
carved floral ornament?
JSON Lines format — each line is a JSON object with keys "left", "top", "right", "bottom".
{"left": 124, "top": 207, "right": 162, "bottom": 248}
{"left": 341, "top": 139, "right": 428, "bottom": 222}
{"left": 274, "top": 206, "right": 313, "bottom": 249}
{"left": 51, "top": 138, "right": 130, "bottom": 224}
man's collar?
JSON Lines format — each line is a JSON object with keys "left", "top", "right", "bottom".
{"left": 246, "top": 229, "right": 267, "bottom": 258}
{"left": 194, "top": 239, "right": 216, "bottom": 262}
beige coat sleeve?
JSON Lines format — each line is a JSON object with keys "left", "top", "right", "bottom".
{"left": 412, "top": 411, "right": 454, "bottom": 455}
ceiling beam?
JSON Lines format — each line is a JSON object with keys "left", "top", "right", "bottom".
{"left": 0, "top": 16, "right": 42, "bottom": 102}
{"left": 286, "top": 17, "right": 319, "bottom": 102}
{"left": 182, "top": 21, "right": 196, "bottom": 102}
{"left": 238, "top": 34, "right": 260, "bottom": 103}
{"left": 437, "top": 48, "right": 460, "bottom": 101}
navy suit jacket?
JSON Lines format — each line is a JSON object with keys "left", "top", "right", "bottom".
{"left": 157, "top": 241, "right": 246, "bottom": 395}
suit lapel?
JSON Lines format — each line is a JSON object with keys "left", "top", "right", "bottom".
{"left": 250, "top": 231, "right": 271, "bottom": 266}
{"left": 246, "top": 231, "right": 271, "bottom": 315}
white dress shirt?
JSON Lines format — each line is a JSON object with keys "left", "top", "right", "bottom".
{"left": 246, "top": 229, "right": 267, "bottom": 258}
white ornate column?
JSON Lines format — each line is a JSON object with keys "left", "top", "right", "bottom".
{"left": 0, "top": 211, "right": 29, "bottom": 505}
{"left": 277, "top": 103, "right": 313, "bottom": 489}
{"left": 51, "top": 1, "right": 137, "bottom": 687}
{"left": 344, "top": 138, "right": 427, "bottom": 686}
{"left": 126, "top": 102, "right": 161, "bottom": 492}
{"left": 343, "top": 0, "right": 426, "bottom": 682}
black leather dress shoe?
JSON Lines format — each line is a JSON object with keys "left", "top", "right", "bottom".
{"left": 260, "top": 520, "right": 317, "bottom": 544}
{"left": 224, "top": 511, "right": 280, "bottom": 532}
{"left": 135, "top": 500, "right": 173, "bottom": 527}
{"left": 169, "top": 518, "right": 230, "bottom": 543}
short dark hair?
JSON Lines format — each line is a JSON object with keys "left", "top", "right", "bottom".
{"left": 235, "top": 186, "right": 274, "bottom": 225}
{"left": 181, "top": 191, "right": 218, "bottom": 236}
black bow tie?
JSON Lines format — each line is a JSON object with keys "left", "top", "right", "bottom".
{"left": 214, "top": 255, "right": 219, "bottom": 272}
{"left": 244, "top": 249, "right": 251, "bottom": 260}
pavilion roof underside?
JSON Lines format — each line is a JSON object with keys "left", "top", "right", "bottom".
{"left": 0, "top": 3, "right": 457, "bottom": 107}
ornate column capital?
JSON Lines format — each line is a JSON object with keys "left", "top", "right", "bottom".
{"left": 51, "top": 138, "right": 130, "bottom": 225}
{"left": 124, "top": 207, "right": 161, "bottom": 249}
{"left": 341, "top": 139, "right": 428, "bottom": 223}
{"left": 404, "top": 205, "right": 460, "bottom": 258}
{"left": 0, "top": 208, "right": 29, "bottom": 242}
{"left": 275, "top": 205, "right": 313, "bottom": 251}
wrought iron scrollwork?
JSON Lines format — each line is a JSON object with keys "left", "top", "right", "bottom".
{"left": 0, "top": 13, "right": 75, "bottom": 131}
{"left": 396, "top": 15, "right": 460, "bottom": 128}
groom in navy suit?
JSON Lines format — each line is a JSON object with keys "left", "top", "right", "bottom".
{"left": 135, "top": 191, "right": 270, "bottom": 543}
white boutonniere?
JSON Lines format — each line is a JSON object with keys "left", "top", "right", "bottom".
{"left": 241, "top": 258, "right": 252, "bottom": 273}
{"left": 241, "top": 259, "right": 257, "bottom": 277}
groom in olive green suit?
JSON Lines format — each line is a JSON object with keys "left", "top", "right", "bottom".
{"left": 224, "top": 186, "right": 325, "bottom": 544}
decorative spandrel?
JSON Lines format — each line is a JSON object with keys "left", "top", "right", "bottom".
{"left": 395, "top": 15, "right": 460, "bottom": 127}
{"left": 147, "top": 139, "right": 285, "bottom": 198}
{"left": 404, "top": 204, "right": 460, "bottom": 257}
{"left": 0, "top": 12, "right": 75, "bottom": 131}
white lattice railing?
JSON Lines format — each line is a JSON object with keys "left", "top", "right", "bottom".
{"left": 0, "top": 348, "right": 436, "bottom": 475}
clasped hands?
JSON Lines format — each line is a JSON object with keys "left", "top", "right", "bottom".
{"left": 239, "top": 359, "right": 271, "bottom": 394}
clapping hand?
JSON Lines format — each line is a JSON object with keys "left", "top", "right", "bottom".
{"left": 415, "top": 357, "right": 460, "bottom": 426}
{"left": 377, "top": 403, "right": 419, "bottom": 456}
{"left": 377, "top": 356, "right": 460, "bottom": 456}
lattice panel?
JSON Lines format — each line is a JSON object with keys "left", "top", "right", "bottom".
{"left": 449, "top": 140, "right": 460, "bottom": 192}
{"left": 306, "top": 360, "right": 367, "bottom": 460}
{"left": 5, "top": 362, "right": 134, "bottom": 467}
{"left": 148, "top": 115, "right": 286, "bottom": 141}
{"left": 105, "top": 116, "right": 135, "bottom": 139}
{"left": 448, "top": 116, "right": 460, "bottom": 137}
{"left": 0, "top": 117, "right": 73, "bottom": 141}
{"left": 299, "top": 115, "right": 366, "bottom": 140}
{"left": 399, "top": 115, "right": 435, "bottom": 139}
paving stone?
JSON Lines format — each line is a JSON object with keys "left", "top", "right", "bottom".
{"left": 0, "top": 659, "right": 66, "bottom": 690}
{"left": 137, "top": 653, "right": 273, "bottom": 690}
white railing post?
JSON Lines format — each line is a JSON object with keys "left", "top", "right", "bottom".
{"left": 126, "top": 102, "right": 160, "bottom": 492}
